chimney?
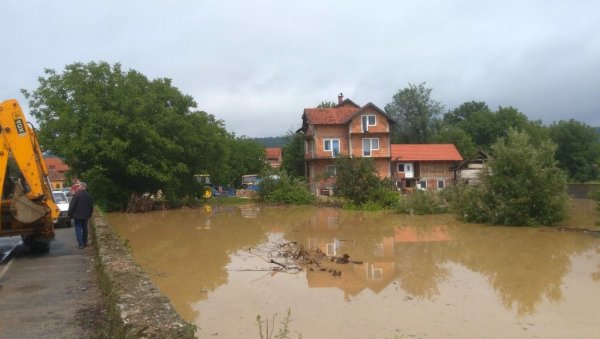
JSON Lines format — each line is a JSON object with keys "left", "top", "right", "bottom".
{"left": 338, "top": 93, "right": 344, "bottom": 104}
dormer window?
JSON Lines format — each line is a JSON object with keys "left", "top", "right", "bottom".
{"left": 361, "top": 115, "right": 376, "bottom": 132}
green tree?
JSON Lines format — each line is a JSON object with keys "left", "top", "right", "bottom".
{"left": 430, "top": 124, "right": 476, "bottom": 158}
{"left": 548, "top": 119, "right": 600, "bottom": 182}
{"left": 282, "top": 131, "right": 305, "bottom": 178}
{"left": 317, "top": 100, "right": 336, "bottom": 108}
{"left": 23, "top": 61, "right": 233, "bottom": 210}
{"left": 215, "top": 136, "right": 267, "bottom": 188}
{"left": 444, "top": 102, "right": 548, "bottom": 150}
{"left": 334, "top": 156, "right": 382, "bottom": 206}
{"left": 385, "top": 83, "right": 444, "bottom": 143}
{"left": 453, "top": 129, "right": 568, "bottom": 226}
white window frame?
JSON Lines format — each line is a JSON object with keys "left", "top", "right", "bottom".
{"left": 362, "top": 138, "right": 379, "bottom": 157}
{"left": 437, "top": 179, "right": 445, "bottom": 189}
{"left": 326, "top": 165, "right": 337, "bottom": 177}
{"left": 361, "top": 114, "right": 376, "bottom": 132}
{"left": 323, "top": 138, "right": 340, "bottom": 157}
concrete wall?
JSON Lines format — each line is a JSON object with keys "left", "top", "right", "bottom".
{"left": 91, "top": 213, "right": 197, "bottom": 338}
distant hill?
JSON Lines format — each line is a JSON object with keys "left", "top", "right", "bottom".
{"left": 595, "top": 127, "right": 600, "bottom": 134}
{"left": 253, "top": 136, "right": 288, "bottom": 147}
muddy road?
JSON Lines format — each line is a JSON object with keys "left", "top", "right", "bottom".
{"left": 0, "top": 228, "right": 106, "bottom": 339}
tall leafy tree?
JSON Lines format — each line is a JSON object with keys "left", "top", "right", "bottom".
{"left": 430, "top": 125, "right": 476, "bottom": 158}
{"left": 444, "top": 101, "right": 548, "bottom": 150}
{"left": 23, "top": 61, "right": 232, "bottom": 210}
{"left": 282, "top": 131, "right": 305, "bottom": 178}
{"left": 548, "top": 119, "right": 600, "bottom": 182}
{"left": 216, "top": 136, "right": 267, "bottom": 187}
{"left": 385, "top": 83, "right": 444, "bottom": 143}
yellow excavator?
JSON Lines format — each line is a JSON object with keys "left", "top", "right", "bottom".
{"left": 0, "top": 99, "right": 60, "bottom": 252}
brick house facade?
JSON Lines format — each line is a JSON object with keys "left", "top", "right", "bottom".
{"left": 298, "top": 94, "right": 396, "bottom": 195}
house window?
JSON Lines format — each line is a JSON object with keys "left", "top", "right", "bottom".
{"left": 361, "top": 115, "right": 376, "bottom": 132}
{"left": 398, "top": 164, "right": 412, "bottom": 172}
{"left": 438, "top": 180, "right": 445, "bottom": 189}
{"left": 323, "top": 139, "right": 340, "bottom": 157}
{"left": 362, "top": 138, "right": 379, "bottom": 157}
{"left": 419, "top": 180, "right": 427, "bottom": 189}
{"left": 326, "top": 165, "right": 336, "bottom": 177}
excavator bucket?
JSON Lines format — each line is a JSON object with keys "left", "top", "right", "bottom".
{"left": 9, "top": 181, "right": 47, "bottom": 224}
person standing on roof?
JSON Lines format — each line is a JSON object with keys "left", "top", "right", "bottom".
{"left": 68, "top": 182, "right": 94, "bottom": 249}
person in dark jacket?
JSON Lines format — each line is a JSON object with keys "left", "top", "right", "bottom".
{"left": 68, "top": 182, "right": 94, "bottom": 249}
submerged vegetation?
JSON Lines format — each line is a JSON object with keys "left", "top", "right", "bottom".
{"left": 256, "top": 309, "right": 301, "bottom": 339}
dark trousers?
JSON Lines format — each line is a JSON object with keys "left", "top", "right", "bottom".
{"left": 74, "top": 218, "right": 89, "bottom": 247}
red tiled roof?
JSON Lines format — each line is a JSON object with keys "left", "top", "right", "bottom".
{"left": 47, "top": 169, "right": 66, "bottom": 181}
{"left": 44, "top": 157, "right": 69, "bottom": 172}
{"left": 391, "top": 144, "right": 463, "bottom": 161}
{"left": 265, "top": 147, "right": 282, "bottom": 159}
{"left": 303, "top": 107, "right": 359, "bottom": 125}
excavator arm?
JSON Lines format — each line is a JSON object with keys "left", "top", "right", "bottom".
{"left": 0, "top": 99, "right": 60, "bottom": 249}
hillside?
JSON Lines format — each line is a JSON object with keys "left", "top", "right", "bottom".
{"left": 253, "top": 136, "right": 287, "bottom": 147}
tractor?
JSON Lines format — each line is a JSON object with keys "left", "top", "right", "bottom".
{"left": 194, "top": 174, "right": 219, "bottom": 199}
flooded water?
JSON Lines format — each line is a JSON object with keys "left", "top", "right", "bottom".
{"left": 108, "top": 200, "right": 600, "bottom": 338}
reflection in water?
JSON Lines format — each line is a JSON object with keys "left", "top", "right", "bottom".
{"left": 108, "top": 201, "right": 600, "bottom": 338}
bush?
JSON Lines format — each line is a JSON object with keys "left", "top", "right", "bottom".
{"left": 397, "top": 190, "right": 448, "bottom": 215}
{"left": 257, "top": 172, "right": 314, "bottom": 205}
{"left": 445, "top": 184, "right": 489, "bottom": 222}
{"left": 449, "top": 130, "right": 569, "bottom": 226}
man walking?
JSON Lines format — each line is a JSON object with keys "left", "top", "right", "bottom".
{"left": 68, "top": 182, "right": 94, "bottom": 249}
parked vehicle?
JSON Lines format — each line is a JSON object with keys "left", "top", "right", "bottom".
{"left": 239, "top": 174, "right": 259, "bottom": 189}
{"left": 194, "top": 174, "right": 232, "bottom": 199}
{"left": 52, "top": 190, "right": 70, "bottom": 228}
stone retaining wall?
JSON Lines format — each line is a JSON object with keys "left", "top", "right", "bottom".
{"left": 91, "top": 212, "right": 196, "bottom": 338}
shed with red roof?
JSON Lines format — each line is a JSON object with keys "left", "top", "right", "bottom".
{"left": 390, "top": 144, "right": 463, "bottom": 191}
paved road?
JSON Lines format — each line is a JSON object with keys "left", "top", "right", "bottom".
{"left": 0, "top": 227, "right": 104, "bottom": 338}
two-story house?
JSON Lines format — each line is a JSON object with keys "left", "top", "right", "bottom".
{"left": 298, "top": 94, "right": 396, "bottom": 195}
{"left": 44, "top": 156, "right": 70, "bottom": 189}
{"left": 265, "top": 147, "right": 283, "bottom": 169}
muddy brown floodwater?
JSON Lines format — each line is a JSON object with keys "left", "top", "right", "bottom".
{"left": 108, "top": 199, "right": 600, "bottom": 339}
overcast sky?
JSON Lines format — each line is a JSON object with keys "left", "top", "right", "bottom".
{"left": 3, "top": 0, "right": 599, "bottom": 137}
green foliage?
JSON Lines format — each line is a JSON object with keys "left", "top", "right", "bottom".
{"left": 281, "top": 131, "right": 305, "bottom": 178}
{"left": 317, "top": 100, "right": 336, "bottom": 108}
{"left": 257, "top": 172, "right": 314, "bottom": 205}
{"left": 549, "top": 119, "right": 600, "bottom": 182}
{"left": 396, "top": 190, "right": 449, "bottom": 215}
{"left": 23, "top": 61, "right": 264, "bottom": 210}
{"left": 430, "top": 124, "right": 476, "bottom": 157}
{"left": 450, "top": 130, "right": 569, "bottom": 226}
{"left": 367, "top": 186, "right": 401, "bottom": 209}
{"left": 334, "top": 156, "right": 382, "bottom": 206}
{"left": 445, "top": 184, "right": 489, "bottom": 223}
{"left": 442, "top": 102, "right": 548, "bottom": 151}
{"left": 215, "top": 136, "right": 267, "bottom": 187}
{"left": 385, "top": 82, "right": 444, "bottom": 143}
{"left": 253, "top": 136, "right": 287, "bottom": 147}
